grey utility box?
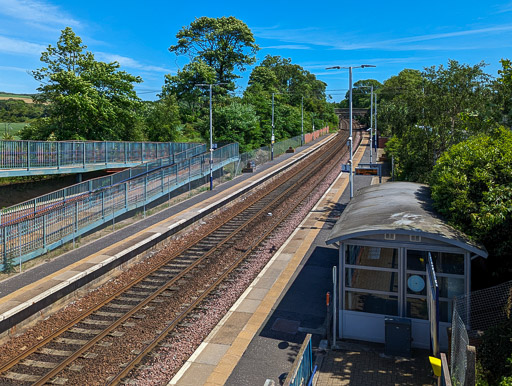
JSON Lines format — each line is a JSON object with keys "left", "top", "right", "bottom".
{"left": 384, "top": 317, "right": 411, "bottom": 357}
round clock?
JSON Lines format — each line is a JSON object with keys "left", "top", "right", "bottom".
{"left": 408, "top": 275, "right": 425, "bottom": 292}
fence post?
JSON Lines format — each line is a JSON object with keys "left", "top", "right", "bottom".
{"left": 57, "top": 142, "right": 60, "bottom": 170}
{"left": 2, "top": 226, "right": 7, "bottom": 269}
{"left": 83, "top": 142, "right": 86, "bottom": 168}
{"left": 74, "top": 201, "right": 79, "bottom": 234}
{"left": 188, "top": 159, "right": 191, "bottom": 192}
{"left": 101, "top": 191, "right": 105, "bottom": 219}
{"left": 465, "top": 345, "right": 476, "bottom": 386}
{"left": 124, "top": 182, "right": 128, "bottom": 210}
{"left": 105, "top": 141, "right": 108, "bottom": 165}
{"left": 26, "top": 141, "right": 30, "bottom": 170}
{"left": 124, "top": 142, "right": 128, "bottom": 164}
{"left": 440, "top": 353, "right": 452, "bottom": 386}
{"left": 43, "top": 214, "right": 47, "bottom": 250}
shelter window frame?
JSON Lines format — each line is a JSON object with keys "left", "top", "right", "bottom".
{"left": 343, "top": 244, "right": 401, "bottom": 316}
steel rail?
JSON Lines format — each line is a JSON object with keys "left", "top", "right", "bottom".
{"left": 0, "top": 134, "right": 342, "bottom": 382}
{"left": 109, "top": 134, "right": 351, "bottom": 384}
{"left": 30, "top": 137, "right": 343, "bottom": 385}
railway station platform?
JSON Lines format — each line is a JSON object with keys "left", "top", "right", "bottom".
{"left": 169, "top": 137, "right": 434, "bottom": 385}
{"left": 0, "top": 134, "right": 334, "bottom": 335}
{"left": 0, "top": 131, "right": 434, "bottom": 385}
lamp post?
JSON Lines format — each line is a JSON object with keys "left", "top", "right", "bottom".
{"left": 374, "top": 92, "right": 378, "bottom": 153}
{"left": 301, "top": 96, "right": 304, "bottom": 146}
{"left": 370, "top": 85, "right": 373, "bottom": 164}
{"left": 196, "top": 82, "right": 226, "bottom": 191}
{"left": 326, "top": 65, "right": 376, "bottom": 199}
{"left": 271, "top": 92, "right": 275, "bottom": 161}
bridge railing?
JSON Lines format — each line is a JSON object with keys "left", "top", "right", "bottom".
{"left": 0, "top": 143, "right": 238, "bottom": 270}
{"left": 0, "top": 143, "right": 207, "bottom": 226}
{"left": 0, "top": 140, "right": 202, "bottom": 171}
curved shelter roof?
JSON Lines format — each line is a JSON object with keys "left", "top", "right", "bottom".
{"left": 326, "top": 182, "right": 487, "bottom": 258}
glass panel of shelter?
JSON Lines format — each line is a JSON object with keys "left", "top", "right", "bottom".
{"left": 405, "top": 249, "right": 465, "bottom": 322}
{"left": 344, "top": 245, "right": 465, "bottom": 323}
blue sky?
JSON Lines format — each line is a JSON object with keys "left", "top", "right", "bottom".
{"left": 0, "top": 0, "right": 511, "bottom": 102}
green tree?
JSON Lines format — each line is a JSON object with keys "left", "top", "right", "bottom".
{"left": 169, "top": 16, "right": 259, "bottom": 84}
{"left": 25, "top": 27, "right": 144, "bottom": 141}
{"left": 377, "top": 69, "right": 423, "bottom": 137}
{"left": 496, "top": 58, "right": 512, "bottom": 127}
{"left": 143, "top": 95, "right": 181, "bottom": 142}
{"left": 430, "top": 127, "right": 512, "bottom": 281}
{"left": 384, "top": 61, "right": 493, "bottom": 182}
{"left": 161, "top": 59, "right": 216, "bottom": 126}
{"left": 339, "top": 79, "right": 382, "bottom": 109}
{"left": 244, "top": 55, "right": 337, "bottom": 145}
{"left": 210, "top": 100, "right": 260, "bottom": 152}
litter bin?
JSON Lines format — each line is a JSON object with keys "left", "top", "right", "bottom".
{"left": 385, "top": 317, "right": 411, "bottom": 357}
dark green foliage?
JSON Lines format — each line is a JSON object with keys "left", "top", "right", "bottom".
{"left": 143, "top": 96, "right": 181, "bottom": 142}
{"left": 0, "top": 99, "right": 45, "bottom": 122}
{"left": 477, "top": 317, "right": 512, "bottom": 384}
{"left": 430, "top": 127, "right": 512, "bottom": 280}
{"left": 243, "top": 55, "right": 337, "bottom": 146}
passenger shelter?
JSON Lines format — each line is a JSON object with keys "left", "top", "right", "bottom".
{"left": 326, "top": 182, "right": 487, "bottom": 350}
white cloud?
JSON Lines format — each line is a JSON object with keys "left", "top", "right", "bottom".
{"left": 253, "top": 24, "right": 512, "bottom": 52}
{"left": 495, "top": 1, "right": 512, "bottom": 13}
{"left": 0, "top": 35, "right": 45, "bottom": 55}
{"left": 0, "top": 0, "right": 80, "bottom": 28}
{"left": 95, "top": 52, "right": 171, "bottom": 73}
{"left": 0, "top": 65, "right": 31, "bottom": 72}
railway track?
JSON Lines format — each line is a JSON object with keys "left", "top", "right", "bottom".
{"left": 0, "top": 131, "right": 355, "bottom": 385}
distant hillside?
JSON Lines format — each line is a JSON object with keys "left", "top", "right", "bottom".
{"left": 0, "top": 92, "right": 37, "bottom": 103}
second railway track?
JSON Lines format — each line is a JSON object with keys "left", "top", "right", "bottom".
{"left": 0, "top": 130, "right": 357, "bottom": 385}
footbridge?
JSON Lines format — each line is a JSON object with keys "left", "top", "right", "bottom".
{"left": 0, "top": 140, "right": 205, "bottom": 178}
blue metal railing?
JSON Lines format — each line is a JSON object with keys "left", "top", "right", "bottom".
{"left": 0, "top": 140, "right": 202, "bottom": 176}
{"left": 284, "top": 334, "right": 314, "bottom": 386}
{"left": 0, "top": 144, "right": 207, "bottom": 226}
{"left": 0, "top": 143, "right": 239, "bottom": 270}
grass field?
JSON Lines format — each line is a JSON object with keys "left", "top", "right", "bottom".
{"left": 0, "top": 92, "right": 33, "bottom": 99}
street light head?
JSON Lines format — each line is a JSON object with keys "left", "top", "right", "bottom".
{"left": 361, "top": 65, "right": 376, "bottom": 68}
{"left": 326, "top": 66, "right": 341, "bottom": 70}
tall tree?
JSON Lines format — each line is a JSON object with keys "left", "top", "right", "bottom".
{"left": 383, "top": 60, "right": 493, "bottom": 182}
{"left": 169, "top": 16, "right": 259, "bottom": 84}
{"left": 161, "top": 59, "right": 216, "bottom": 125}
{"left": 430, "top": 127, "right": 512, "bottom": 283}
{"left": 26, "top": 27, "right": 144, "bottom": 141}
{"left": 496, "top": 58, "right": 512, "bottom": 127}
{"left": 244, "top": 55, "right": 337, "bottom": 143}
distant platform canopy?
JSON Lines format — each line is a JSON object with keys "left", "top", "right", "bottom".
{"left": 326, "top": 182, "right": 487, "bottom": 258}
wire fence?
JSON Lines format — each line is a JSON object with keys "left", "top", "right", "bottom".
{"left": 0, "top": 143, "right": 238, "bottom": 271}
{"left": 450, "top": 280, "right": 512, "bottom": 386}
